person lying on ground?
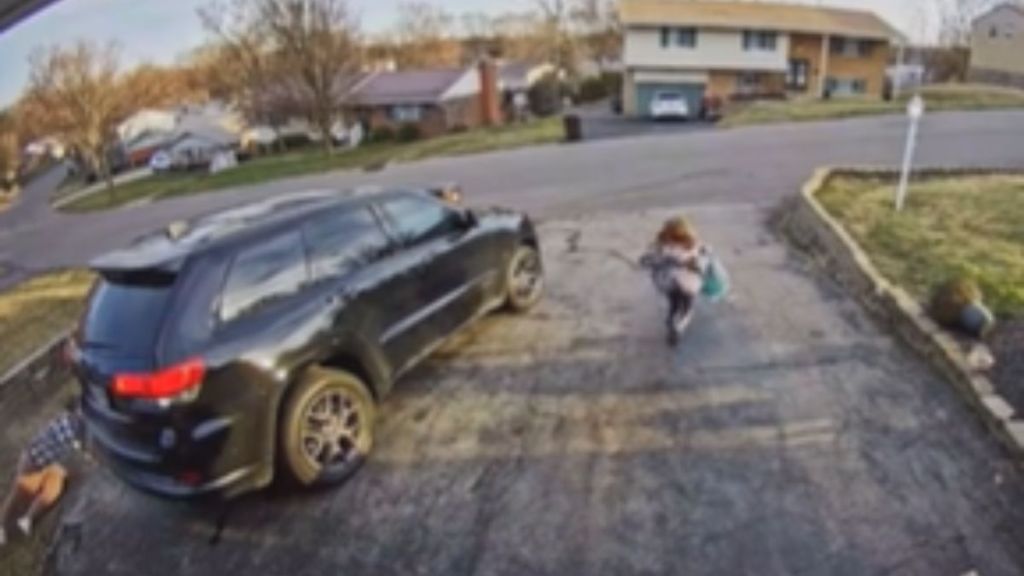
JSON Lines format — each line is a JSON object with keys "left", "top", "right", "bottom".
{"left": 0, "top": 399, "right": 86, "bottom": 545}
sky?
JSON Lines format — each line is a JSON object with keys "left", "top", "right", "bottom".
{"left": 0, "top": 0, "right": 935, "bottom": 107}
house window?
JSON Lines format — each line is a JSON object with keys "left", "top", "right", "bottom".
{"left": 738, "top": 72, "right": 761, "bottom": 94}
{"left": 390, "top": 105, "right": 422, "bottom": 122}
{"left": 826, "top": 77, "right": 867, "bottom": 96}
{"left": 787, "top": 59, "right": 809, "bottom": 90}
{"left": 990, "top": 25, "right": 999, "bottom": 38}
{"left": 675, "top": 27, "right": 697, "bottom": 47}
{"left": 830, "top": 37, "right": 870, "bottom": 57}
{"left": 660, "top": 27, "right": 697, "bottom": 48}
{"left": 743, "top": 30, "right": 778, "bottom": 51}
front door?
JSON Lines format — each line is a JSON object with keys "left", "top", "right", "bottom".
{"left": 375, "top": 193, "right": 490, "bottom": 373}
{"left": 302, "top": 205, "right": 417, "bottom": 374}
{"left": 787, "top": 59, "right": 810, "bottom": 92}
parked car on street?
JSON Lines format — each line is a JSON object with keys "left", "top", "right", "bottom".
{"left": 650, "top": 90, "right": 691, "bottom": 121}
{"left": 148, "top": 151, "right": 172, "bottom": 172}
{"left": 68, "top": 188, "right": 544, "bottom": 498}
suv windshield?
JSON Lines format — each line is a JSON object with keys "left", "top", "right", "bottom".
{"left": 82, "top": 271, "right": 176, "bottom": 358}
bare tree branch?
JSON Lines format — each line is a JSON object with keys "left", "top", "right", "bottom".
{"left": 199, "top": 0, "right": 362, "bottom": 151}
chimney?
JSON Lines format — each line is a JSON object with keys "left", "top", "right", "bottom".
{"left": 478, "top": 59, "right": 503, "bottom": 127}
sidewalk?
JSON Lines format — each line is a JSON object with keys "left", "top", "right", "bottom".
{"left": 52, "top": 168, "right": 152, "bottom": 209}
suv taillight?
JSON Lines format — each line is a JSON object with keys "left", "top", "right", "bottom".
{"left": 113, "top": 358, "right": 205, "bottom": 400}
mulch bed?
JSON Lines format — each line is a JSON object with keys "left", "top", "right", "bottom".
{"left": 990, "top": 316, "right": 1024, "bottom": 416}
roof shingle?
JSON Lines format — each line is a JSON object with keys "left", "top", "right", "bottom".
{"left": 620, "top": 0, "right": 903, "bottom": 41}
{"left": 350, "top": 69, "right": 467, "bottom": 105}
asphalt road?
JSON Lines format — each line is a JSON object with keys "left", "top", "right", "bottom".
{"left": 54, "top": 207, "right": 1024, "bottom": 576}
{"left": 2, "top": 110, "right": 1024, "bottom": 282}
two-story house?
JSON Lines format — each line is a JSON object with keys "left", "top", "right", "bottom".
{"left": 620, "top": 0, "right": 902, "bottom": 117}
{"left": 969, "top": 3, "right": 1024, "bottom": 88}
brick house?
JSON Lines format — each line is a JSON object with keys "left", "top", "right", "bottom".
{"left": 620, "top": 0, "right": 903, "bottom": 117}
{"left": 346, "top": 61, "right": 502, "bottom": 139}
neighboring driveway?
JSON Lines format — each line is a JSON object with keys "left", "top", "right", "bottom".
{"left": 573, "top": 101, "right": 712, "bottom": 141}
{"left": 57, "top": 206, "right": 1024, "bottom": 576}
{"left": 2, "top": 110, "right": 1024, "bottom": 285}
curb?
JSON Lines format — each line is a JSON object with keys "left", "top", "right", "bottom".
{"left": 0, "top": 328, "right": 71, "bottom": 390}
{"left": 781, "top": 166, "right": 1024, "bottom": 458}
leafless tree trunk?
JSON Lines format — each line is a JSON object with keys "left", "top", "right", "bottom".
{"left": 0, "top": 112, "right": 18, "bottom": 190}
{"left": 571, "top": 0, "right": 621, "bottom": 73}
{"left": 392, "top": 2, "right": 457, "bottom": 68}
{"left": 536, "top": 0, "right": 577, "bottom": 75}
{"left": 937, "top": 0, "right": 998, "bottom": 46}
{"left": 25, "top": 41, "right": 129, "bottom": 192}
{"left": 201, "top": 0, "right": 362, "bottom": 153}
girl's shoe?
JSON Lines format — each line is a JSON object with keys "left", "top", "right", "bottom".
{"left": 674, "top": 311, "right": 693, "bottom": 336}
{"left": 17, "top": 517, "right": 31, "bottom": 536}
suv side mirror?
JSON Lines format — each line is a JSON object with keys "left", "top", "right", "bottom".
{"left": 459, "top": 209, "right": 478, "bottom": 229}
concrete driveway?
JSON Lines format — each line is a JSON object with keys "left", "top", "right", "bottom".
{"left": 55, "top": 206, "right": 1024, "bottom": 576}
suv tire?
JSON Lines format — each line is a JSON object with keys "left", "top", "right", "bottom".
{"left": 505, "top": 244, "right": 544, "bottom": 313}
{"left": 280, "top": 367, "right": 376, "bottom": 487}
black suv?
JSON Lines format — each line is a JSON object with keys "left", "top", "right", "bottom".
{"left": 69, "top": 188, "right": 543, "bottom": 498}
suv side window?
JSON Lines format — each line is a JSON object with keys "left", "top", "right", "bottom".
{"left": 381, "top": 194, "right": 460, "bottom": 245}
{"left": 305, "top": 207, "right": 390, "bottom": 280}
{"left": 220, "top": 231, "right": 308, "bottom": 323}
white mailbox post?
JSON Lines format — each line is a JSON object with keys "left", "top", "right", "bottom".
{"left": 896, "top": 94, "right": 925, "bottom": 212}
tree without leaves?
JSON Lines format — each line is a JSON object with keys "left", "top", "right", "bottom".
{"left": 937, "top": 0, "right": 999, "bottom": 46}
{"left": 392, "top": 2, "right": 459, "bottom": 68}
{"left": 533, "top": 0, "right": 578, "bottom": 76}
{"left": 0, "top": 111, "right": 18, "bottom": 189}
{"left": 571, "top": 0, "right": 621, "bottom": 71}
{"left": 200, "top": 0, "right": 362, "bottom": 152}
{"left": 119, "top": 64, "right": 209, "bottom": 111}
{"left": 24, "top": 41, "right": 132, "bottom": 191}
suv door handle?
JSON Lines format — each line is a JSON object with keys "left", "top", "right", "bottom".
{"left": 325, "top": 292, "right": 348, "bottom": 306}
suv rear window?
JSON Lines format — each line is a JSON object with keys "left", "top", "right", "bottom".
{"left": 82, "top": 271, "right": 176, "bottom": 358}
{"left": 220, "top": 231, "right": 308, "bottom": 323}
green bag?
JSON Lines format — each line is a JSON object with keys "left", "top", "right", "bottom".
{"left": 702, "top": 255, "right": 730, "bottom": 301}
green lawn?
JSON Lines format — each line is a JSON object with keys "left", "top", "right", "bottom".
{"left": 720, "top": 84, "right": 1024, "bottom": 128}
{"left": 62, "top": 117, "right": 564, "bottom": 213}
{"left": 816, "top": 173, "right": 1024, "bottom": 316}
{"left": 0, "top": 270, "right": 94, "bottom": 377}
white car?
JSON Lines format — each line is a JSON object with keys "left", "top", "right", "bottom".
{"left": 650, "top": 91, "right": 691, "bottom": 121}
{"left": 148, "top": 151, "right": 173, "bottom": 172}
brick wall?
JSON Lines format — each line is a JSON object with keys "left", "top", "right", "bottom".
{"left": 707, "top": 71, "right": 786, "bottom": 99}
{"left": 354, "top": 95, "right": 483, "bottom": 139}
{"left": 707, "top": 72, "right": 736, "bottom": 99}
{"left": 828, "top": 39, "right": 891, "bottom": 98}
{"left": 789, "top": 34, "right": 890, "bottom": 98}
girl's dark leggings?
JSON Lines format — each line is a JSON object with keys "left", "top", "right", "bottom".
{"left": 667, "top": 288, "right": 693, "bottom": 327}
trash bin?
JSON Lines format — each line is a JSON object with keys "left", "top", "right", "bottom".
{"left": 563, "top": 114, "right": 582, "bottom": 143}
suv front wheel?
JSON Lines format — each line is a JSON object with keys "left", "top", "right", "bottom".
{"left": 505, "top": 244, "right": 544, "bottom": 313}
{"left": 279, "top": 367, "right": 376, "bottom": 487}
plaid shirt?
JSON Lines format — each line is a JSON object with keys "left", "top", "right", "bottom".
{"left": 23, "top": 413, "right": 84, "bottom": 472}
